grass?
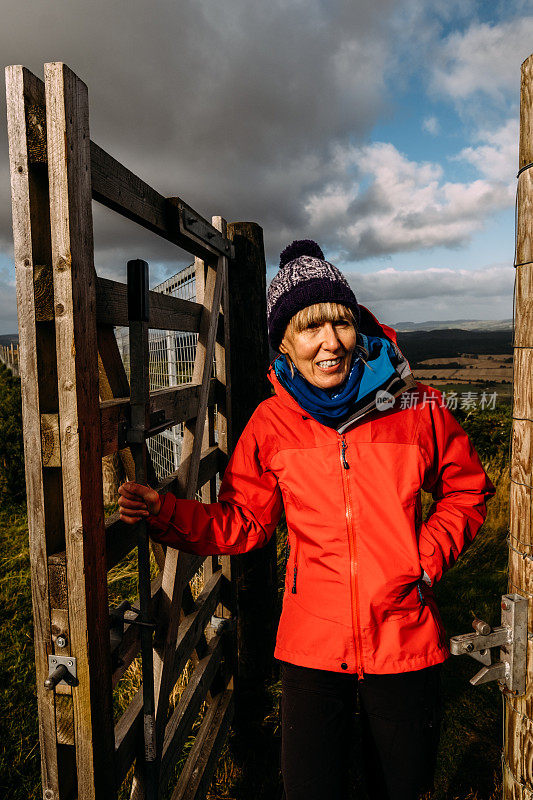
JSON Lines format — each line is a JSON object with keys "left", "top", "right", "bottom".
{"left": 0, "top": 412, "right": 511, "bottom": 800}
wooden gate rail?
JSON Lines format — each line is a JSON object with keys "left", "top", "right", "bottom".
{"left": 6, "top": 60, "right": 247, "bottom": 800}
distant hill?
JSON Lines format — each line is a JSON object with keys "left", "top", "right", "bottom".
{"left": 396, "top": 328, "right": 513, "bottom": 365}
{"left": 393, "top": 319, "right": 513, "bottom": 332}
{"left": 0, "top": 334, "right": 18, "bottom": 347}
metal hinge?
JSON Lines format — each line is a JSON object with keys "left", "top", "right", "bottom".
{"left": 449, "top": 593, "right": 528, "bottom": 695}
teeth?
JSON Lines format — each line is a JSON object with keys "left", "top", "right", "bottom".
{"left": 317, "top": 357, "right": 341, "bottom": 367}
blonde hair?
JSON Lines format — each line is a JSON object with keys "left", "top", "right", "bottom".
{"left": 289, "top": 302, "right": 357, "bottom": 334}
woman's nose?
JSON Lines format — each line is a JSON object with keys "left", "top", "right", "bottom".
{"left": 321, "top": 323, "right": 341, "bottom": 350}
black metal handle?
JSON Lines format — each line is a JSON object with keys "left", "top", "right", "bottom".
{"left": 44, "top": 664, "right": 69, "bottom": 690}
{"left": 127, "top": 259, "right": 149, "bottom": 322}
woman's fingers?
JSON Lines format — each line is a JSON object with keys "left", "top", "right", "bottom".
{"left": 119, "top": 482, "right": 154, "bottom": 499}
{"left": 118, "top": 483, "right": 145, "bottom": 500}
{"left": 118, "top": 482, "right": 161, "bottom": 517}
{"left": 119, "top": 506, "right": 149, "bottom": 517}
{"left": 119, "top": 507, "right": 149, "bottom": 524}
{"left": 119, "top": 506, "right": 149, "bottom": 516}
{"left": 120, "top": 513, "right": 143, "bottom": 525}
{"left": 118, "top": 496, "right": 148, "bottom": 511}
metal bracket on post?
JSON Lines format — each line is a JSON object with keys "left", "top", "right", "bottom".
{"left": 449, "top": 593, "right": 528, "bottom": 695}
{"left": 44, "top": 655, "right": 78, "bottom": 690}
{"left": 177, "top": 202, "right": 234, "bottom": 258}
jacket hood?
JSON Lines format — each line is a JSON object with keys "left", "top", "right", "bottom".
{"left": 357, "top": 304, "right": 399, "bottom": 345}
{"left": 267, "top": 305, "right": 415, "bottom": 430}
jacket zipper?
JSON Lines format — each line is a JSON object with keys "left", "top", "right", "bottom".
{"left": 291, "top": 538, "right": 299, "bottom": 594}
{"left": 339, "top": 434, "right": 364, "bottom": 679}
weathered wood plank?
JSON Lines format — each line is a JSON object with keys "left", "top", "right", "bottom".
{"left": 91, "top": 144, "right": 231, "bottom": 261}
{"left": 160, "top": 635, "right": 225, "bottom": 789}
{"left": 115, "top": 572, "right": 223, "bottom": 787}
{"left": 97, "top": 323, "right": 160, "bottom": 491}
{"left": 210, "top": 217, "right": 233, "bottom": 625}
{"left": 56, "top": 695, "right": 75, "bottom": 745}
{"left": 96, "top": 276, "right": 203, "bottom": 331}
{"left": 212, "top": 217, "right": 232, "bottom": 465}
{"left": 100, "top": 379, "right": 217, "bottom": 458}
{"left": 5, "top": 63, "right": 61, "bottom": 799}
{"left": 226, "top": 222, "right": 277, "bottom": 706}
{"left": 45, "top": 61, "right": 115, "bottom": 799}
{"left": 41, "top": 413, "right": 61, "bottom": 467}
{"left": 170, "top": 687, "right": 234, "bottom": 800}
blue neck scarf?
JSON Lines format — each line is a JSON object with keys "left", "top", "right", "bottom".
{"left": 273, "top": 334, "right": 399, "bottom": 427}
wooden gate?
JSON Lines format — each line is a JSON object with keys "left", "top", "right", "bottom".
{"left": 6, "top": 61, "right": 271, "bottom": 800}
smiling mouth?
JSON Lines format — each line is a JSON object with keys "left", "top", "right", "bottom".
{"left": 316, "top": 357, "right": 342, "bottom": 370}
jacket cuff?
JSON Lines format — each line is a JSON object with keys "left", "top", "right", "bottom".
{"left": 147, "top": 492, "right": 175, "bottom": 534}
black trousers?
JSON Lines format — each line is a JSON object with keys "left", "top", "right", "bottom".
{"left": 280, "top": 661, "right": 442, "bottom": 800}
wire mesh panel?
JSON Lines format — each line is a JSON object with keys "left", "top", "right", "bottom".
{"left": 115, "top": 263, "right": 204, "bottom": 482}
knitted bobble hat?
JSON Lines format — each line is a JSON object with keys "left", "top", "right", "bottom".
{"left": 267, "top": 239, "right": 360, "bottom": 351}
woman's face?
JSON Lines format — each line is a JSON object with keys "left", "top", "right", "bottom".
{"left": 279, "top": 316, "right": 357, "bottom": 390}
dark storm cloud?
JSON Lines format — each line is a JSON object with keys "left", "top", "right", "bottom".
{"left": 0, "top": 0, "right": 396, "bottom": 272}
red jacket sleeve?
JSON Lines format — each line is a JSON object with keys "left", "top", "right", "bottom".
{"left": 147, "top": 415, "right": 283, "bottom": 555}
{"left": 417, "top": 398, "right": 496, "bottom": 585}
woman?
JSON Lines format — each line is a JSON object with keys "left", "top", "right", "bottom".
{"left": 118, "top": 240, "right": 495, "bottom": 800}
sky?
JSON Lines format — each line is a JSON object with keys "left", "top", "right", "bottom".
{"left": 0, "top": 0, "right": 531, "bottom": 333}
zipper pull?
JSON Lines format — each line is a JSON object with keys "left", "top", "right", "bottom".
{"left": 341, "top": 438, "right": 350, "bottom": 469}
{"left": 292, "top": 564, "right": 298, "bottom": 594}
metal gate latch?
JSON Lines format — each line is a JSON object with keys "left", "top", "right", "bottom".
{"left": 44, "top": 655, "right": 78, "bottom": 690}
{"left": 449, "top": 593, "right": 528, "bottom": 695}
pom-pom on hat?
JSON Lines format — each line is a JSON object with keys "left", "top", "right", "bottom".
{"left": 267, "top": 239, "right": 360, "bottom": 351}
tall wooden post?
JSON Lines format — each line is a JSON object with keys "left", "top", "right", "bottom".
{"left": 505, "top": 52, "right": 533, "bottom": 798}
{"left": 6, "top": 63, "right": 65, "bottom": 800}
{"left": 226, "top": 222, "right": 277, "bottom": 718}
{"left": 45, "top": 62, "right": 116, "bottom": 798}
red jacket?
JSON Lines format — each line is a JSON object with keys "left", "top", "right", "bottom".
{"left": 148, "top": 307, "right": 495, "bottom": 675}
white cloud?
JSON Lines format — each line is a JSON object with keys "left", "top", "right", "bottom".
{"left": 432, "top": 17, "right": 533, "bottom": 102}
{"left": 303, "top": 135, "right": 515, "bottom": 259}
{"left": 349, "top": 263, "right": 514, "bottom": 302}
{"left": 422, "top": 116, "right": 440, "bottom": 135}
{"left": 455, "top": 119, "right": 518, "bottom": 182}
{"left": 348, "top": 262, "right": 514, "bottom": 325}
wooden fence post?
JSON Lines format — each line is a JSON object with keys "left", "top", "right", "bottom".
{"left": 5, "top": 63, "right": 66, "bottom": 800}
{"left": 225, "top": 222, "right": 277, "bottom": 715}
{"left": 45, "top": 61, "right": 116, "bottom": 798}
{"left": 505, "top": 52, "right": 533, "bottom": 798}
